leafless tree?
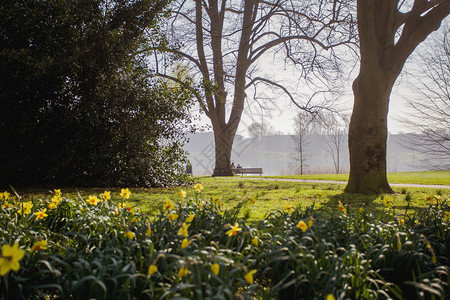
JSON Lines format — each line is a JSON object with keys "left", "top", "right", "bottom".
{"left": 291, "top": 111, "right": 320, "bottom": 175}
{"left": 345, "top": 0, "right": 450, "bottom": 194}
{"left": 247, "top": 121, "right": 275, "bottom": 139}
{"left": 400, "top": 26, "right": 450, "bottom": 170}
{"left": 318, "top": 112, "right": 348, "bottom": 174}
{"left": 151, "top": 0, "right": 357, "bottom": 176}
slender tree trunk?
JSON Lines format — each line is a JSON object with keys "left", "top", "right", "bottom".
{"left": 345, "top": 72, "right": 394, "bottom": 194}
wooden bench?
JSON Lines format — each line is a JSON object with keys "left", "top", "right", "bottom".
{"left": 232, "top": 168, "right": 263, "bottom": 175}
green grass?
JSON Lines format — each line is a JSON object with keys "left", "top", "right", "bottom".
{"left": 263, "top": 170, "right": 450, "bottom": 186}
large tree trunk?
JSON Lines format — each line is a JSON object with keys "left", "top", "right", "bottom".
{"left": 212, "top": 124, "right": 235, "bottom": 176}
{"left": 345, "top": 72, "right": 394, "bottom": 194}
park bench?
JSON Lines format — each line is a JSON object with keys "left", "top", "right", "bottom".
{"left": 232, "top": 168, "right": 263, "bottom": 175}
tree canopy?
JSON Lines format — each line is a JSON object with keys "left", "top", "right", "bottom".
{"left": 0, "top": 0, "right": 196, "bottom": 187}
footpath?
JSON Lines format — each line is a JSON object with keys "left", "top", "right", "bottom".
{"left": 232, "top": 177, "right": 450, "bottom": 189}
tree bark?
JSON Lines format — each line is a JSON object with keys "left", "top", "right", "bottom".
{"left": 212, "top": 125, "right": 235, "bottom": 176}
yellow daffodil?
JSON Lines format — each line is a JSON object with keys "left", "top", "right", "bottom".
{"left": 307, "top": 217, "right": 314, "bottom": 228}
{"left": 34, "top": 208, "right": 48, "bottom": 220}
{"left": 297, "top": 220, "right": 308, "bottom": 232}
{"left": 384, "top": 196, "right": 394, "bottom": 209}
{"left": 51, "top": 194, "right": 61, "bottom": 204}
{"left": 338, "top": 201, "right": 347, "bottom": 214}
{"left": 3, "top": 192, "right": 10, "bottom": 200}
{"left": 100, "top": 191, "right": 111, "bottom": 201}
{"left": 211, "top": 263, "right": 220, "bottom": 276}
{"left": 54, "top": 189, "right": 61, "bottom": 196}
{"left": 251, "top": 237, "right": 259, "bottom": 246}
{"left": 284, "top": 202, "right": 295, "bottom": 214}
{"left": 399, "top": 219, "right": 405, "bottom": 225}
{"left": 212, "top": 195, "right": 220, "bottom": 205}
{"left": 47, "top": 201, "right": 58, "bottom": 210}
{"left": 178, "top": 266, "right": 189, "bottom": 278}
{"left": 0, "top": 242, "right": 25, "bottom": 276}
{"left": 148, "top": 264, "right": 158, "bottom": 276}
{"left": 186, "top": 213, "right": 195, "bottom": 223}
{"left": 31, "top": 240, "right": 47, "bottom": 252}
{"left": 178, "top": 223, "right": 190, "bottom": 237}
{"left": 2, "top": 202, "right": 14, "bottom": 209}
{"left": 326, "top": 294, "right": 336, "bottom": 300}
{"left": 146, "top": 226, "right": 152, "bottom": 236}
{"left": 198, "top": 201, "right": 204, "bottom": 208}
{"left": 244, "top": 270, "right": 257, "bottom": 284}
{"left": 119, "top": 202, "right": 133, "bottom": 213}
{"left": 194, "top": 183, "right": 204, "bottom": 193}
{"left": 444, "top": 211, "right": 450, "bottom": 222}
{"left": 226, "top": 223, "right": 242, "bottom": 236}
{"left": 163, "top": 198, "right": 175, "bottom": 210}
{"left": 179, "top": 190, "right": 186, "bottom": 198}
{"left": 168, "top": 213, "right": 179, "bottom": 221}
{"left": 359, "top": 207, "right": 364, "bottom": 213}
{"left": 87, "top": 195, "right": 100, "bottom": 206}
{"left": 126, "top": 231, "right": 136, "bottom": 240}
{"left": 18, "top": 202, "right": 33, "bottom": 215}
{"left": 181, "top": 238, "right": 192, "bottom": 249}
{"left": 120, "top": 188, "right": 131, "bottom": 199}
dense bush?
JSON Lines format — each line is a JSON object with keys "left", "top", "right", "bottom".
{"left": 0, "top": 0, "right": 195, "bottom": 187}
{"left": 0, "top": 188, "right": 448, "bottom": 299}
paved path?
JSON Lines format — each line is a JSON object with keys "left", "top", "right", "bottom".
{"left": 230, "top": 177, "right": 450, "bottom": 189}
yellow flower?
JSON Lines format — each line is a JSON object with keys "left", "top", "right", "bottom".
{"left": 163, "top": 198, "right": 175, "bottom": 210}
{"left": 384, "top": 196, "right": 394, "bottom": 209}
{"left": 126, "top": 231, "right": 136, "bottom": 240}
{"left": 178, "top": 266, "right": 189, "bottom": 278}
{"left": 444, "top": 211, "right": 450, "bottom": 222}
{"left": 244, "top": 269, "right": 257, "bottom": 284}
{"left": 194, "top": 183, "right": 204, "bottom": 193}
{"left": 178, "top": 223, "right": 190, "bottom": 237}
{"left": 18, "top": 202, "right": 33, "bottom": 215}
{"left": 179, "top": 190, "right": 187, "bottom": 198}
{"left": 326, "top": 294, "right": 336, "bottom": 300}
{"left": 181, "top": 238, "right": 192, "bottom": 249}
{"left": 226, "top": 223, "right": 242, "bottom": 236}
{"left": 399, "top": 218, "right": 405, "bottom": 225}
{"left": 212, "top": 195, "right": 220, "bottom": 205}
{"left": 168, "top": 213, "right": 179, "bottom": 221}
{"left": 186, "top": 213, "right": 195, "bottom": 223}
{"left": 51, "top": 194, "right": 61, "bottom": 204}
{"left": 148, "top": 264, "right": 158, "bottom": 276}
{"left": 359, "top": 207, "right": 364, "bottom": 214}
{"left": 54, "top": 189, "right": 61, "bottom": 196}
{"left": 120, "top": 188, "right": 131, "bottom": 199}
{"left": 100, "top": 191, "right": 111, "bottom": 201}
{"left": 211, "top": 263, "right": 220, "bottom": 276}
{"left": 87, "top": 195, "right": 100, "bottom": 206}
{"left": 0, "top": 242, "right": 25, "bottom": 276}
{"left": 307, "top": 217, "right": 314, "bottom": 228}
{"left": 47, "top": 201, "right": 58, "bottom": 210}
{"left": 338, "top": 201, "right": 347, "bottom": 214}
{"left": 2, "top": 201, "right": 14, "bottom": 209}
{"left": 297, "top": 220, "right": 308, "bottom": 232}
{"left": 3, "top": 192, "right": 10, "bottom": 200}
{"left": 34, "top": 208, "right": 48, "bottom": 220}
{"left": 146, "top": 227, "right": 152, "bottom": 236}
{"left": 119, "top": 202, "right": 133, "bottom": 213}
{"left": 252, "top": 237, "right": 259, "bottom": 246}
{"left": 31, "top": 240, "right": 48, "bottom": 252}
{"left": 284, "top": 202, "right": 295, "bottom": 214}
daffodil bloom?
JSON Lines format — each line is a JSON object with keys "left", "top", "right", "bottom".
{"left": 307, "top": 218, "right": 314, "bottom": 228}
{"left": 226, "top": 223, "right": 242, "bottom": 236}
{"left": 100, "top": 191, "right": 111, "bottom": 201}
{"left": 168, "top": 213, "right": 179, "bottom": 221}
{"left": 399, "top": 219, "right": 405, "bottom": 225}
{"left": 359, "top": 207, "right": 364, "bottom": 213}
{"left": 31, "top": 240, "right": 47, "bottom": 252}
{"left": 181, "top": 238, "right": 192, "bottom": 249}
{"left": 148, "top": 264, "right": 158, "bottom": 276}
{"left": 47, "top": 201, "right": 58, "bottom": 210}
{"left": 211, "top": 263, "right": 220, "bottom": 276}
{"left": 284, "top": 202, "right": 295, "bottom": 214}
{"left": 251, "top": 237, "right": 259, "bottom": 246}
{"left": 179, "top": 190, "right": 186, "bottom": 198}
{"left": 2, "top": 202, "right": 14, "bottom": 209}
{"left": 194, "top": 183, "right": 204, "bottom": 193}
{"left": 87, "top": 195, "right": 100, "bottom": 206}
{"left": 212, "top": 195, "right": 220, "bottom": 205}
{"left": 120, "top": 188, "right": 131, "bottom": 199}
{"left": 3, "top": 192, "right": 10, "bottom": 200}
{"left": 178, "top": 223, "right": 190, "bottom": 237}
{"left": 178, "top": 266, "right": 189, "bottom": 278}
{"left": 198, "top": 201, "right": 204, "bottom": 208}
{"left": 384, "top": 196, "right": 394, "bottom": 208}
{"left": 34, "top": 208, "right": 48, "bottom": 220}
{"left": 51, "top": 194, "right": 61, "bottom": 203}
{"left": 163, "top": 198, "right": 175, "bottom": 210}
{"left": 444, "top": 211, "right": 450, "bottom": 222}
{"left": 0, "top": 242, "right": 25, "bottom": 276}
{"left": 326, "top": 294, "right": 336, "bottom": 300}
{"left": 146, "top": 227, "right": 152, "bottom": 236}
{"left": 297, "top": 220, "right": 308, "bottom": 232}
{"left": 338, "top": 201, "right": 347, "bottom": 214}
{"left": 126, "top": 231, "right": 135, "bottom": 240}
{"left": 18, "top": 202, "right": 33, "bottom": 215}
{"left": 131, "top": 216, "right": 138, "bottom": 223}
{"left": 119, "top": 202, "right": 133, "bottom": 213}
{"left": 186, "top": 213, "right": 195, "bottom": 223}
{"left": 244, "top": 270, "right": 257, "bottom": 284}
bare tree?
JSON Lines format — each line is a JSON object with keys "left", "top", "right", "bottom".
{"left": 291, "top": 111, "right": 319, "bottom": 175}
{"left": 319, "top": 113, "right": 348, "bottom": 174}
{"left": 247, "top": 122, "right": 275, "bottom": 139}
{"left": 152, "top": 0, "right": 356, "bottom": 176}
{"left": 400, "top": 25, "right": 450, "bottom": 170}
{"left": 345, "top": 0, "right": 450, "bottom": 194}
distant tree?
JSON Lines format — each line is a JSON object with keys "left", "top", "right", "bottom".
{"left": 247, "top": 122, "right": 275, "bottom": 139}
{"left": 400, "top": 26, "right": 450, "bottom": 170}
{"left": 291, "top": 111, "right": 318, "bottom": 175}
{"left": 345, "top": 0, "right": 450, "bottom": 194}
{"left": 154, "top": 0, "right": 356, "bottom": 176}
{"left": 319, "top": 113, "right": 348, "bottom": 174}
{"left": 0, "top": 0, "right": 196, "bottom": 187}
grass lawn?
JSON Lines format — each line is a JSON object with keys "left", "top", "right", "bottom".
{"left": 12, "top": 173, "right": 449, "bottom": 222}
{"left": 265, "top": 170, "right": 450, "bottom": 186}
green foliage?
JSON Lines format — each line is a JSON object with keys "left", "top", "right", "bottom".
{"left": 0, "top": 187, "right": 448, "bottom": 299}
{"left": 0, "top": 0, "right": 195, "bottom": 188}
